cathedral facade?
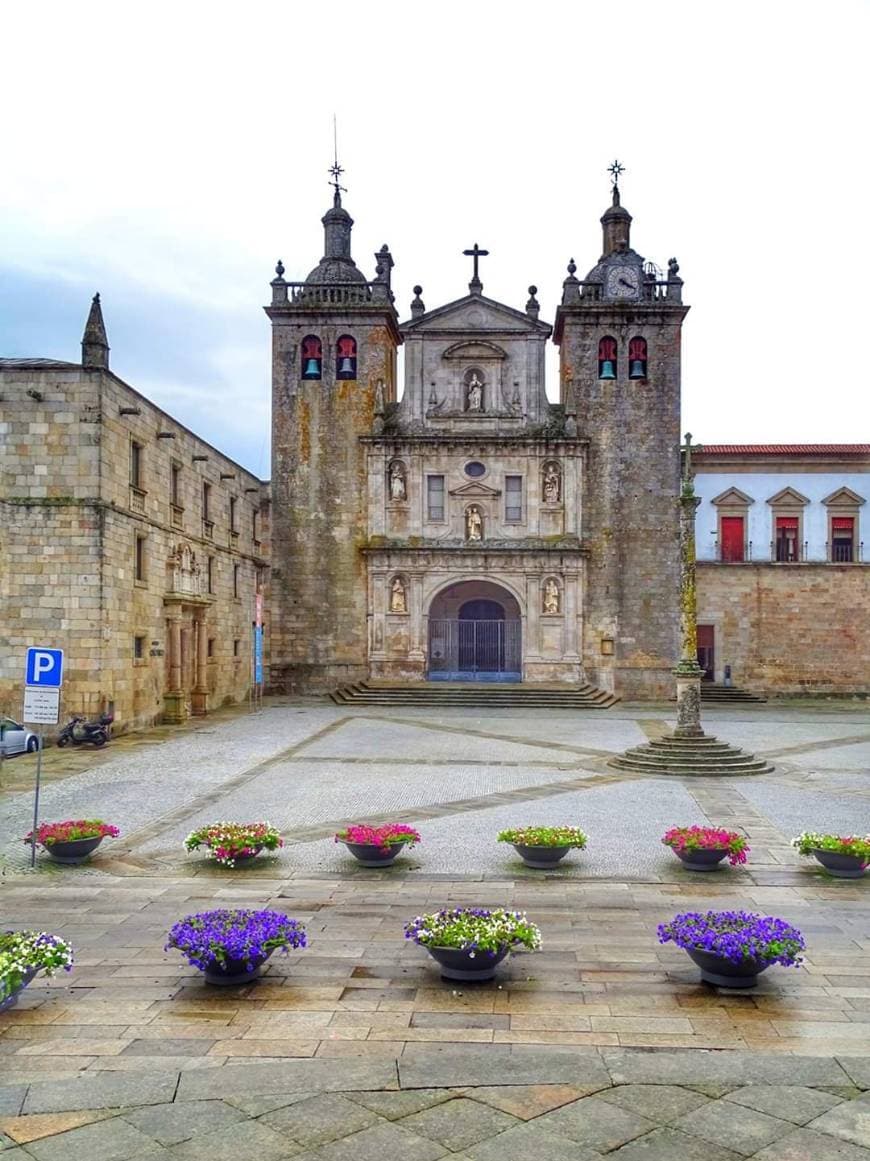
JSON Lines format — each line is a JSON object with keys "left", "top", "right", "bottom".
{"left": 267, "top": 178, "right": 688, "bottom": 699}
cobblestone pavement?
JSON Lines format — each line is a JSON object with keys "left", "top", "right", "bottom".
{"left": 1, "top": 700, "right": 868, "bottom": 1156}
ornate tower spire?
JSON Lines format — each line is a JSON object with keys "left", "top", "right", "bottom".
{"left": 81, "top": 293, "right": 109, "bottom": 370}
{"left": 601, "top": 159, "right": 633, "bottom": 256}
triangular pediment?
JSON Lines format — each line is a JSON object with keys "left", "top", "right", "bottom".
{"left": 711, "top": 487, "right": 755, "bottom": 506}
{"left": 766, "top": 486, "right": 810, "bottom": 507}
{"left": 401, "top": 292, "right": 552, "bottom": 336}
{"left": 822, "top": 486, "right": 866, "bottom": 507}
{"left": 449, "top": 480, "right": 502, "bottom": 498}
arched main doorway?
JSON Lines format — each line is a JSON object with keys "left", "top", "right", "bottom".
{"left": 427, "top": 581, "right": 522, "bottom": 681}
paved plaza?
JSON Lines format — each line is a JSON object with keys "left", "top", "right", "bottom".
{"left": 1, "top": 700, "right": 869, "bottom": 1157}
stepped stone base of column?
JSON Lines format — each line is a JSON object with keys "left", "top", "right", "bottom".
{"left": 609, "top": 732, "right": 773, "bottom": 776}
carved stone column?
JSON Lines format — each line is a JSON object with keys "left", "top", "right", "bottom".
{"left": 163, "top": 605, "right": 186, "bottom": 723}
{"left": 191, "top": 608, "right": 209, "bottom": 716}
{"left": 674, "top": 488, "right": 704, "bottom": 737}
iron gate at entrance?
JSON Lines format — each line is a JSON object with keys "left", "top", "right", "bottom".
{"left": 428, "top": 619, "right": 522, "bottom": 680}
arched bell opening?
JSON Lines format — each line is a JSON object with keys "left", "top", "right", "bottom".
{"left": 427, "top": 580, "right": 522, "bottom": 682}
{"left": 598, "top": 336, "right": 617, "bottom": 380}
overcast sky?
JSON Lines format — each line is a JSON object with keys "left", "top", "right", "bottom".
{"left": 2, "top": 1, "right": 867, "bottom": 476}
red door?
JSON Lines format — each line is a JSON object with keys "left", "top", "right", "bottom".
{"left": 697, "top": 625, "right": 715, "bottom": 681}
{"left": 720, "top": 516, "right": 744, "bottom": 562}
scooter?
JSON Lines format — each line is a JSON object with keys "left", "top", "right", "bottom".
{"left": 56, "top": 712, "right": 113, "bottom": 748}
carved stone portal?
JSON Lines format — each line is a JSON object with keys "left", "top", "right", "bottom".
{"left": 543, "top": 577, "right": 561, "bottom": 614}
{"left": 390, "top": 576, "right": 407, "bottom": 613}
{"left": 167, "top": 544, "right": 203, "bottom": 596}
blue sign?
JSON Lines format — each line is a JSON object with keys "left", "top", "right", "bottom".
{"left": 254, "top": 627, "right": 263, "bottom": 685}
{"left": 25, "top": 647, "right": 64, "bottom": 688}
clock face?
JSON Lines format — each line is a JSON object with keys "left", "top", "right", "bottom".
{"left": 606, "top": 264, "right": 640, "bottom": 299}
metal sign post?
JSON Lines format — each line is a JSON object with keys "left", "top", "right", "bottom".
{"left": 23, "top": 648, "right": 63, "bottom": 869}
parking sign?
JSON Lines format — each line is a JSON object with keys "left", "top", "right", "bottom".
{"left": 25, "top": 647, "right": 64, "bottom": 688}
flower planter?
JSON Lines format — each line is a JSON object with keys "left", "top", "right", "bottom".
{"left": 44, "top": 836, "right": 104, "bottom": 864}
{"left": 674, "top": 847, "right": 729, "bottom": 872}
{"left": 810, "top": 849, "right": 867, "bottom": 879}
{"left": 228, "top": 847, "right": 263, "bottom": 864}
{"left": 0, "top": 969, "right": 38, "bottom": 1013}
{"left": 203, "top": 951, "right": 272, "bottom": 987}
{"left": 425, "top": 945, "right": 509, "bottom": 982}
{"left": 685, "top": 947, "right": 770, "bottom": 989}
{"left": 340, "top": 840, "right": 408, "bottom": 867}
{"left": 512, "top": 844, "right": 572, "bottom": 869}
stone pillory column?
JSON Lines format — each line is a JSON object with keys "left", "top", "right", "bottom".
{"left": 674, "top": 434, "right": 704, "bottom": 737}
{"left": 609, "top": 434, "right": 773, "bottom": 776}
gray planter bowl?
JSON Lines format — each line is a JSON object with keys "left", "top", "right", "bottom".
{"left": 340, "top": 840, "right": 408, "bottom": 868}
{"left": 0, "top": 969, "right": 38, "bottom": 1013}
{"left": 674, "top": 847, "right": 729, "bottom": 872}
{"left": 512, "top": 844, "right": 573, "bottom": 869}
{"left": 811, "top": 849, "right": 868, "bottom": 879}
{"left": 203, "top": 951, "right": 272, "bottom": 986}
{"left": 44, "top": 837, "right": 104, "bottom": 864}
{"left": 686, "top": 947, "right": 770, "bottom": 989}
{"left": 425, "top": 945, "right": 510, "bottom": 982}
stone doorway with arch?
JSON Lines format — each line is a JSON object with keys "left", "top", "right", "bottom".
{"left": 427, "top": 580, "right": 522, "bottom": 682}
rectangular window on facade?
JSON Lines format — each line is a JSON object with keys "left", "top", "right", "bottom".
{"left": 229, "top": 496, "right": 238, "bottom": 533}
{"left": 207, "top": 637, "right": 215, "bottom": 658}
{"left": 775, "top": 516, "right": 799, "bottom": 562}
{"left": 134, "top": 535, "right": 146, "bottom": 582}
{"left": 233, "top": 563, "right": 240, "bottom": 598}
{"left": 427, "top": 475, "right": 445, "bottom": 521}
{"left": 832, "top": 517, "right": 855, "bottom": 562}
{"left": 720, "top": 516, "right": 745, "bottom": 562}
{"left": 252, "top": 508, "right": 260, "bottom": 544}
{"left": 202, "top": 481, "right": 211, "bottom": 520}
{"left": 207, "top": 556, "right": 214, "bottom": 593}
{"left": 130, "top": 441, "right": 143, "bottom": 489}
{"left": 233, "top": 639, "right": 240, "bottom": 658}
{"left": 170, "top": 462, "right": 181, "bottom": 506}
{"left": 505, "top": 475, "right": 523, "bottom": 522}
{"left": 133, "top": 635, "right": 145, "bottom": 660}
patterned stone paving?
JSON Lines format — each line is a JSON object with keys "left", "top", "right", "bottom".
{"left": 0, "top": 699, "right": 868, "bottom": 1155}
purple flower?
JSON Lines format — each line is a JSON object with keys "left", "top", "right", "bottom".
{"left": 165, "top": 909, "right": 306, "bottom": 973}
{"left": 658, "top": 910, "right": 804, "bottom": 967}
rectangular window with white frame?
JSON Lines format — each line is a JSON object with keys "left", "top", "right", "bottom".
{"left": 427, "top": 475, "right": 445, "bottom": 522}
{"left": 505, "top": 475, "right": 523, "bottom": 522}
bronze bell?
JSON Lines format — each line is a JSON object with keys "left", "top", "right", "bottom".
{"left": 629, "top": 359, "right": 646, "bottom": 379}
{"left": 303, "top": 358, "right": 320, "bottom": 377}
{"left": 599, "top": 360, "right": 616, "bottom": 380}
{"left": 339, "top": 357, "right": 354, "bottom": 374}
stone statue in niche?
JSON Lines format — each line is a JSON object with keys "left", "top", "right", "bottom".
{"left": 389, "top": 461, "right": 407, "bottom": 502}
{"left": 543, "top": 578, "right": 561, "bottom": 614}
{"left": 466, "top": 373, "right": 483, "bottom": 412}
{"left": 390, "top": 576, "right": 407, "bottom": 613}
{"left": 465, "top": 505, "right": 483, "bottom": 542}
{"left": 543, "top": 462, "right": 562, "bottom": 504}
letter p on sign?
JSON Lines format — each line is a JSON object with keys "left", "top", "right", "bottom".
{"left": 25, "top": 647, "right": 64, "bottom": 688}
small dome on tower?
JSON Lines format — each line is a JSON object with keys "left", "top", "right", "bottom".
{"left": 304, "top": 189, "right": 367, "bottom": 286}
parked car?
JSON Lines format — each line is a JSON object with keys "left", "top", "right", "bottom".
{"left": 0, "top": 718, "right": 41, "bottom": 756}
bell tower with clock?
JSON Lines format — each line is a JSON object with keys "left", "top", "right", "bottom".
{"left": 554, "top": 163, "right": 689, "bottom": 699}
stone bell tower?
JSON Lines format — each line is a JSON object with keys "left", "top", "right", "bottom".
{"left": 267, "top": 175, "right": 401, "bottom": 691}
{"left": 554, "top": 165, "right": 689, "bottom": 698}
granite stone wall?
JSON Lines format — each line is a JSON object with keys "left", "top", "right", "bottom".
{"left": 697, "top": 562, "right": 870, "bottom": 694}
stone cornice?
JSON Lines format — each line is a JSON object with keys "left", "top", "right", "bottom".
{"left": 363, "top": 537, "right": 587, "bottom": 556}
{"left": 361, "top": 435, "right": 588, "bottom": 450}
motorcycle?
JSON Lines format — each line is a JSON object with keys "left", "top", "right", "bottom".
{"left": 56, "top": 712, "right": 113, "bottom": 748}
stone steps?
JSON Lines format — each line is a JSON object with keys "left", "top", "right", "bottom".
{"left": 701, "top": 683, "right": 767, "bottom": 704}
{"left": 609, "top": 732, "right": 773, "bottom": 776}
{"left": 329, "top": 681, "right": 620, "bottom": 709}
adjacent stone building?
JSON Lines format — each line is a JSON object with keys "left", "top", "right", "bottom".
{"left": 0, "top": 298, "right": 268, "bottom": 731}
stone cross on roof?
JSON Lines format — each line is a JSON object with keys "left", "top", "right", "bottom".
{"left": 463, "top": 242, "right": 489, "bottom": 294}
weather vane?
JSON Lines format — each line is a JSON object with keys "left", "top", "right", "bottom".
{"left": 328, "top": 114, "right": 346, "bottom": 198}
{"left": 608, "top": 159, "right": 625, "bottom": 191}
